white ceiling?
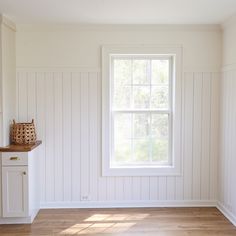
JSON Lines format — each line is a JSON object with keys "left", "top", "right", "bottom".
{"left": 0, "top": 0, "right": 236, "bottom": 24}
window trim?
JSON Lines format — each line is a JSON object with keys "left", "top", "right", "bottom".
{"left": 102, "top": 45, "right": 183, "bottom": 176}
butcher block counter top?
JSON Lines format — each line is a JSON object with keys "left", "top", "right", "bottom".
{"left": 0, "top": 140, "right": 42, "bottom": 152}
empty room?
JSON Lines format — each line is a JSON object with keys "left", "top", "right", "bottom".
{"left": 0, "top": 0, "right": 236, "bottom": 235}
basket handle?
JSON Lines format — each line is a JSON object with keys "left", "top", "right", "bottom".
{"left": 31, "top": 119, "right": 34, "bottom": 124}
{"left": 13, "top": 119, "right": 16, "bottom": 124}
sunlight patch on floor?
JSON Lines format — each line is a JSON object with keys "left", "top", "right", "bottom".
{"left": 60, "top": 222, "right": 136, "bottom": 235}
{"left": 84, "top": 213, "right": 149, "bottom": 222}
{"left": 58, "top": 213, "right": 149, "bottom": 235}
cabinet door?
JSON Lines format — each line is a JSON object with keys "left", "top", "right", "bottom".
{"left": 2, "top": 166, "right": 29, "bottom": 217}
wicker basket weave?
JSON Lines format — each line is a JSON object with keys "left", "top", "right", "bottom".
{"left": 11, "top": 119, "right": 37, "bottom": 145}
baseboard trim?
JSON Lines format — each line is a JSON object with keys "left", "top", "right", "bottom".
{"left": 217, "top": 202, "right": 236, "bottom": 227}
{"left": 40, "top": 200, "right": 217, "bottom": 209}
{"left": 0, "top": 216, "right": 32, "bottom": 225}
{"left": 0, "top": 209, "right": 39, "bottom": 225}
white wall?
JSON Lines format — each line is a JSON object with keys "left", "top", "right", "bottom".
{"left": 0, "top": 17, "right": 16, "bottom": 146}
{"left": 219, "top": 15, "right": 236, "bottom": 225}
{"left": 16, "top": 25, "right": 221, "bottom": 207}
{"left": 16, "top": 25, "right": 221, "bottom": 70}
{"left": 0, "top": 15, "right": 16, "bottom": 218}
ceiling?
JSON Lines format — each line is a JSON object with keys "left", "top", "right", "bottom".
{"left": 0, "top": 0, "right": 236, "bottom": 24}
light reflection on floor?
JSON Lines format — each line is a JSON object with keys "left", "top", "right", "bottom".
{"left": 60, "top": 213, "right": 149, "bottom": 235}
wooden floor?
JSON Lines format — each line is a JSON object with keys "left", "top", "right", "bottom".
{"left": 0, "top": 208, "right": 235, "bottom": 236}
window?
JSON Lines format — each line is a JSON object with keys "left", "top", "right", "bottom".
{"left": 102, "top": 46, "right": 182, "bottom": 176}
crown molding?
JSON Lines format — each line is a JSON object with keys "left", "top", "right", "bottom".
{"left": 16, "top": 23, "right": 221, "bottom": 32}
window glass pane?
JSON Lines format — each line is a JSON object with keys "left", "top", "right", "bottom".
{"left": 151, "top": 114, "right": 168, "bottom": 138}
{"left": 114, "top": 139, "right": 132, "bottom": 164}
{"left": 113, "top": 59, "right": 132, "bottom": 109}
{"left": 113, "top": 85, "right": 131, "bottom": 109}
{"left": 114, "top": 113, "right": 132, "bottom": 140}
{"left": 114, "top": 59, "right": 132, "bottom": 86}
{"left": 151, "top": 114, "right": 169, "bottom": 163}
{"left": 152, "top": 60, "right": 169, "bottom": 84}
{"left": 133, "top": 86, "right": 150, "bottom": 109}
{"left": 133, "top": 113, "right": 150, "bottom": 138}
{"left": 133, "top": 139, "right": 149, "bottom": 162}
{"left": 150, "top": 85, "right": 169, "bottom": 109}
{"left": 133, "top": 60, "right": 149, "bottom": 84}
{"left": 152, "top": 139, "right": 168, "bottom": 162}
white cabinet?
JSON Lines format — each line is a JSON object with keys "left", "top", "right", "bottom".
{"left": 2, "top": 166, "right": 28, "bottom": 217}
{"left": 0, "top": 141, "right": 41, "bottom": 224}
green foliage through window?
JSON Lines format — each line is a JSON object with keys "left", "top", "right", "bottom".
{"left": 112, "top": 57, "right": 171, "bottom": 166}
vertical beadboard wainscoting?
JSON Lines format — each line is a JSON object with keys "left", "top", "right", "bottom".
{"left": 16, "top": 68, "right": 219, "bottom": 208}
{"left": 218, "top": 67, "right": 236, "bottom": 226}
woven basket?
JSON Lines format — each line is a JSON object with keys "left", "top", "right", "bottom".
{"left": 11, "top": 119, "right": 37, "bottom": 145}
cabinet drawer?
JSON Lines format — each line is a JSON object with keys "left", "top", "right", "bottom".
{"left": 2, "top": 152, "right": 28, "bottom": 166}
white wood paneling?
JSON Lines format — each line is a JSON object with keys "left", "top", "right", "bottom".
{"left": 71, "top": 72, "right": 81, "bottom": 201}
{"left": 45, "top": 72, "right": 54, "bottom": 202}
{"left": 183, "top": 72, "right": 194, "bottom": 200}
{"left": 62, "top": 72, "right": 72, "bottom": 201}
{"left": 219, "top": 68, "right": 236, "bottom": 222}
{"left": 201, "top": 73, "right": 211, "bottom": 200}
{"left": 35, "top": 72, "right": 46, "bottom": 202}
{"left": 192, "top": 73, "right": 202, "bottom": 200}
{"left": 54, "top": 72, "right": 63, "bottom": 201}
{"left": 16, "top": 68, "right": 219, "bottom": 205}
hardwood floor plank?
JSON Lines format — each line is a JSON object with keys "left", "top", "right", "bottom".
{"left": 0, "top": 208, "right": 235, "bottom": 235}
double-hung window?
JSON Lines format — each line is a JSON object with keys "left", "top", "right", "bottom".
{"left": 102, "top": 46, "right": 182, "bottom": 176}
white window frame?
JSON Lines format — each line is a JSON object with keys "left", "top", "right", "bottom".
{"left": 102, "top": 45, "right": 182, "bottom": 176}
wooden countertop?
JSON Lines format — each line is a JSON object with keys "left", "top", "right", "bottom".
{"left": 0, "top": 140, "right": 42, "bottom": 152}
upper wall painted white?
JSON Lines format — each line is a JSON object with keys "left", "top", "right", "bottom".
{"left": 0, "top": 15, "right": 16, "bottom": 218}
{"left": 0, "top": 16, "right": 16, "bottom": 146}
{"left": 16, "top": 25, "right": 222, "bottom": 71}
{"left": 222, "top": 14, "right": 236, "bottom": 66}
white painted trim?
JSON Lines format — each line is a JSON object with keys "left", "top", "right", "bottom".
{"left": 0, "top": 15, "right": 16, "bottom": 32}
{"left": 40, "top": 200, "right": 217, "bottom": 209}
{"left": 184, "top": 66, "right": 221, "bottom": 73}
{"left": 16, "top": 66, "right": 101, "bottom": 73}
{"left": 222, "top": 64, "right": 236, "bottom": 72}
{"left": 102, "top": 45, "right": 183, "bottom": 177}
{"left": 16, "top": 66, "right": 220, "bottom": 74}
{"left": 0, "top": 208, "right": 39, "bottom": 224}
{"left": 17, "top": 24, "right": 221, "bottom": 32}
{"left": 217, "top": 202, "right": 236, "bottom": 227}
{"left": 0, "top": 216, "right": 32, "bottom": 225}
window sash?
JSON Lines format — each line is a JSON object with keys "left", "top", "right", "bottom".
{"left": 112, "top": 109, "right": 170, "bottom": 113}
{"left": 111, "top": 111, "right": 172, "bottom": 167}
{"left": 110, "top": 55, "right": 173, "bottom": 167}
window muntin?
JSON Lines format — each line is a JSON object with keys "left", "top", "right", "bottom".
{"left": 110, "top": 56, "right": 172, "bottom": 168}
